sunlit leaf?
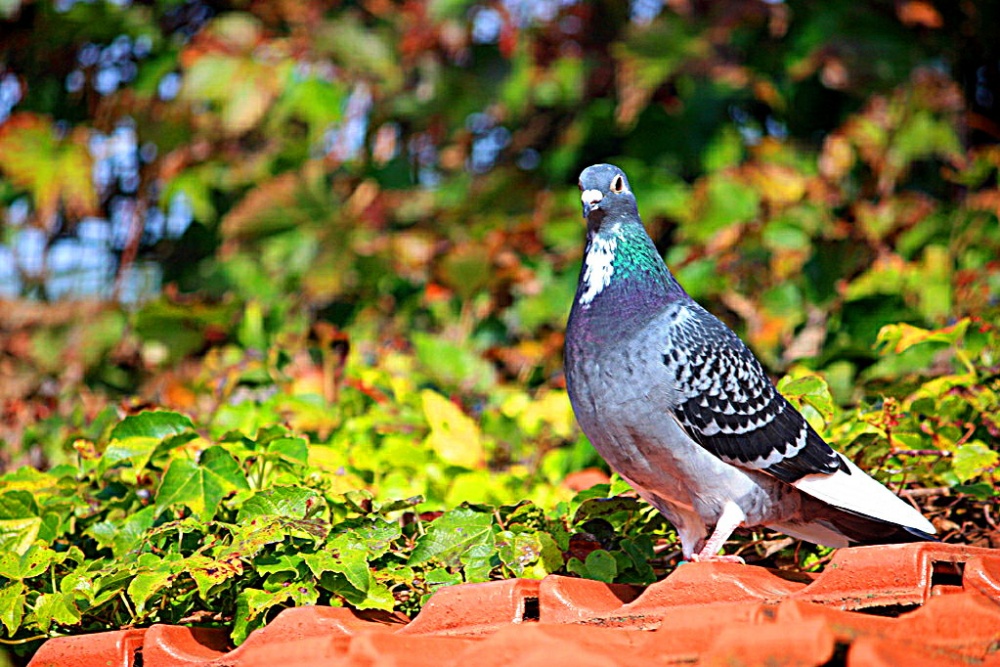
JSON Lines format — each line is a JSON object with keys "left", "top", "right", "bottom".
{"left": 0, "top": 582, "right": 25, "bottom": 635}
{"left": 777, "top": 373, "right": 836, "bottom": 423}
{"left": 32, "top": 592, "right": 81, "bottom": 632}
{"left": 0, "top": 113, "right": 97, "bottom": 224}
{"left": 102, "top": 411, "right": 197, "bottom": 476}
{"left": 236, "top": 486, "right": 320, "bottom": 523}
{"left": 127, "top": 561, "right": 175, "bottom": 615}
{"left": 156, "top": 446, "right": 250, "bottom": 520}
{"left": 0, "top": 544, "right": 54, "bottom": 580}
{"left": 876, "top": 319, "right": 970, "bottom": 355}
{"left": 232, "top": 587, "right": 292, "bottom": 645}
{"left": 952, "top": 443, "right": 999, "bottom": 483}
{"left": 421, "top": 390, "right": 485, "bottom": 469}
{"left": 408, "top": 507, "right": 495, "bottom": 568}
{"left": 185, "top": 554, "right": 244, "bottom": 598}
{"left": 0, "top": 489, "right": 46, "bottom": 556}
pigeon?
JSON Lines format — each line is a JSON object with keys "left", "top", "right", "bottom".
{"left": 564, "top": 163, "right": 936, "bottom": 561}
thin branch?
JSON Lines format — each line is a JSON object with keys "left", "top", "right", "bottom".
{"left": 899, "top": 486, "right": 952, "bottom": 498}
{"left": 112, "top": 200, "right": 146, "bottom": 302}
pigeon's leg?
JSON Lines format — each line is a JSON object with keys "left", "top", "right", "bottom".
{"left": 689, "top": 501, "right": 746, "bottom": 563}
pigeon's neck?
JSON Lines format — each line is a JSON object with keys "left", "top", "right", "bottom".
{"left": 571, "top": 220, "right": 684, "bottom": 328}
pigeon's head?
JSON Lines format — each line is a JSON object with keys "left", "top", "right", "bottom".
{"left": 578, "top": 163, "right": 638, "bottom": 228}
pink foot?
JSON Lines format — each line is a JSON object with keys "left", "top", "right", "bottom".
{"left": 688, "top": 552, "right": 745, "bottom": 564}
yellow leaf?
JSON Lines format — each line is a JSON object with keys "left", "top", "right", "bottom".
{"left": 421, "top": 390, "right": 484, "bottom": 469}
{"left": 0, "top": 517, "right": 41, "bottom": 555}
{"left": 518, "top": 391, "right": 575, "bottom": 439}
{"left": 876, "top": 319, "right": 969, "bottom": 354}
{"left": 750, "top": 163, "right": 807, "bottom": 206}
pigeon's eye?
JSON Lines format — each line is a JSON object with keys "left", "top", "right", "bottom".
{"left": 610, "top": 174, "right": 625, "bottom": 194}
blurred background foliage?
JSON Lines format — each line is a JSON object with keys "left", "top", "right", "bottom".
{"left": 1, "top": 0, "right": 999, "bottom": 644}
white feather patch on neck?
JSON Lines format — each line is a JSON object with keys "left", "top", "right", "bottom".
{"left": 579, "top": 226, "right": 622, "bottom": 306}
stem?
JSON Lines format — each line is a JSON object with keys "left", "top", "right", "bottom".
{"left": 954, "top": 347, "right": 976, "bottom": 376}
{"left": 119, "top": 590, "right": 136, "bottom": 622}
{"left": 0, "top": 634, "right": 51, "bottom": 645}
{"left": 954, "top": 422, "right": 977, "bottom": 447}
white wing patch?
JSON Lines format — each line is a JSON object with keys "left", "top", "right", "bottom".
{"left": 578, "top": 228, "right": 621, "bottom": 306}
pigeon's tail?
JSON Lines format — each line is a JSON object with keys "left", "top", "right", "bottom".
{"left": 815, "top": 505, "right": 939, "bottom": 546}
{"left": 791, "top": 454, "right": 936, "bottom": 536}
{"left": 775, "top": 499, "right": 938, "bottom": 549}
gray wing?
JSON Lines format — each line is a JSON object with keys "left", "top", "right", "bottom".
{"left": 661, "top": 303, "right": 844, "bottom": 483}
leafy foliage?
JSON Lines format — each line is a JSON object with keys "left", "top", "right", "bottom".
{"left": 0, "top": 408, "right": 667, "bottom": 652}
{"left": 0, "top": 0, "right": 999, "bottom": 660}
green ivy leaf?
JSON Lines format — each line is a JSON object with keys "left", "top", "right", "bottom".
{"left": 778, "top": 373, "right": 836, "bottom": 423}
{"left": 109, "top": 410, "right": 196, "bottom": 441}
{"left": 306, "top": 533, "right": 370, "bottom": 593}
{"left": 127, "top": 561, "right": 176, "bottom": 616}
{"left": 102, "top": 411, "right": 197, "bottom": 476}
{"left": 0, "top": 544, "right": 55, "bottom": 580}
{"left": 460, "top": 543, "right": 495, "bottom": 583}
{"left": 351, "top": 518, "right": 401, "bottom": 559}
{"left": 952, "top": 442, "right": 999, "bottom": 483}
{"left": 954, "top": 483, "right": 997, "bottom": 500}
{"left": 32, "top": 592, "right": 82, "bottom": 632}
{"left": 0, "top": 582, "right": 25, "bottom": 635}
{"left": 419, "top": 567, "right": 462, "bottom": 605}
{"left": 87, "top": 505, "right": 158, "bottom": 558}
{"left": 569, "top": 549, "right": 618, "bottom": 583}
{"left": 91, "top": 569, "right": 134, "bottom": 608}
{"left": 620, "top": 535, "right": 657, "bottom": 583}
{"left": 232, "top": 587, "right": 291, "bottom": 645}
{"left": 59, "top": 568, "right": 96, "bottom": 603}
{"left": 236, "top": 486, "right": 320, "bottom": 523}
{"left": 264, "top": 437, "right": 309, "bottom": 469}
{"left": 0, "top": 516, "right": 42, "bottom": 557}
{"left": 358, "top": 581, "right": 395, "bottom": 610}
{"left": 226, "top": 518, "right": 289, "bottom": 559}
{"left": 156, "top": 446, "right": 250, "bottom": 520}
{"left": 573, "top": 496, "right": 645, "bottom": 524}
{"left": 256, "top": 554, "right": 303, "bottom": 578}
{"left": 609, "top": 474, "right": 635, "bottom": 497}
{"left": 408, "top": 507, "right": 495, "bottom": 568}
{"left": 0, "top": 490, "right": 42, "bottom": 556}
{"left": 185, "top": 554, "right": 244, "bottom": 599}
{"left": 497, "top": 530, "right": 538, "bottom": 577}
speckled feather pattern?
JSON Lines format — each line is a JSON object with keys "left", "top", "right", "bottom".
{"left": 660, "top": 301, "right": 841, "bottom": 483}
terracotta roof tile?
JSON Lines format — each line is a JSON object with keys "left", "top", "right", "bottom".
{"left": 26, "top": 543, "right": 1000, "bottom": 667}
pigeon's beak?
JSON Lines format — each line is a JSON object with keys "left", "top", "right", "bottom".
{"left": 581, "top": 189, "right": 603, "bottom": 217}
